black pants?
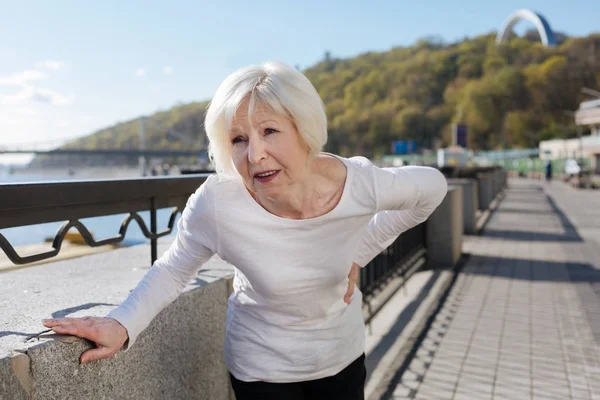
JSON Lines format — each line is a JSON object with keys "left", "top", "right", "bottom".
{"left": 229, "top": 353, "right": 366, "bottom": 400}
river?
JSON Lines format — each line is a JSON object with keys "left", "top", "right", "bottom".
{"left": 0, "top": 170, "right": 180, "bottom": 248}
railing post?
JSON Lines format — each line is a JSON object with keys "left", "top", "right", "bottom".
{"left": 150, "top": 197, "right": 157, "bottom": 265}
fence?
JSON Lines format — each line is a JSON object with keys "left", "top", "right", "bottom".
{"left": 1, "top": 175, "right": 429, "bottom": 303}
{"left": 360, "top": 223, "right": 427, "bottom": 301}
{"left": 0, "top": 175, "right": 209, "bottom": 265}
{"left": 492, "top": 157, "right": 592, "bottom": 175}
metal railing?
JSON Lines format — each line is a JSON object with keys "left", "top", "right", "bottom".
{"left": 1, "top": 175, "right": 429, "bottom": 303}
{"left": 360, "top": 222, "right": 427, "bottom": 302}
{"left": 0, "top": 175, "right": 210, "bottom": 265}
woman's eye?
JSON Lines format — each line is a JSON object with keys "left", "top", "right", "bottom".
{"left": 265, "top": 128, "right": 277, "bottom": 135}
{"left": 232, "top": 136, "right": 246, "bottom": 144}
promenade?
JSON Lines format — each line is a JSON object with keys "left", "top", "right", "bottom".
{"left": 386, "top": 179, "right": 600, "bottom": 400}
{"left": 4, "top": 173, "right": 599, "bottom": 399}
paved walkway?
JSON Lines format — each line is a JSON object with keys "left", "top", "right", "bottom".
{"left": 388, "top": 179, "right": 600, "bottom": 400}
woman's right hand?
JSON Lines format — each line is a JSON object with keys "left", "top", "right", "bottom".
{"left": 42, "top": 317, "right": 129, "bottom": 364}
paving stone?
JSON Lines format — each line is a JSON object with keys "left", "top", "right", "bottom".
{"left": 416, "top": 386, "right": 453, "bottom": 400}
{"left": 571, "top": 390, "right": 593, "bottom": 400}
{"left": 392, "top": 385, "right": 414, "bottom": 397}
{"left": 419, "top": 378, "right": 456, "bottom": 391}
{"left": 386, "top": 180, "right": 600, "bottom": 400}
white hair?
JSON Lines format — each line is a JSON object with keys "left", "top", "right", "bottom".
{"left": 204, "top": 61, "right": 328, "bottom": 175}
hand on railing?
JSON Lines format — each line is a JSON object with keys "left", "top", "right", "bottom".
{"left": 42, "top": 317, "right": 128, "bottom": 364}
{"left": 344, "top": 263, "right": 359, "bottom": 304}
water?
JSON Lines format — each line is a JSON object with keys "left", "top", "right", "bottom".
{"left": 0, "top": 171, "right": 181, "bottom": 249}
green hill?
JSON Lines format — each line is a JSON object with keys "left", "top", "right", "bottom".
{"left": 30, "top": 101, "right": 209, "bottom": 168}
{"left": 35, "top": 31, "right": 600, "bottom": 167}
{"left": 62, "top": 101, "right": 209, "bottom": 152}
{"left": 304, "top": 32, "right": 600, "bottom": 156}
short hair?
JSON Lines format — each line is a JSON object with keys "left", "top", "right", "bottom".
{"left": 204, "top": 61, "right": 328, "bottom": 175}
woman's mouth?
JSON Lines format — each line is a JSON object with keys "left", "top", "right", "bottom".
{"left": 254, "top": 170, "right": 280, "bottom": 183}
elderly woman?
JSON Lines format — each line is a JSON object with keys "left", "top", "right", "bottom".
{"left": 43, "top": 61, "right": 447, "bottom": 399}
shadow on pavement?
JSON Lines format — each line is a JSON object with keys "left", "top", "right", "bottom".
{"left": 463, "top": 255, "right": 600, "bottom": 283}
{"left": 483, "top": 194, "right": 583, "bottom": 242}
{"left": 365, "top": 270, "right": 441, "bottom": 385}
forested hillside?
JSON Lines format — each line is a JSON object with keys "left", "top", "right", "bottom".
{"left": 63, "top": 101, "right": 209, "bottom": 151}
{"left": 54, "top": 32, "right": 600, "bottom": 162}
{"left": 304, "top": 32, "right": 600, "bottom": 156}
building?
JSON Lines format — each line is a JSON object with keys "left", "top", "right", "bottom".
{"left": 575, "top": 98, "right": 600, "bottom": 136}
{"left": 539, "top": 99, "right": 600, "bottom": 173}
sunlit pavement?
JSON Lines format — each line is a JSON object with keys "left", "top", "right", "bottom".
{"left": 388, "top": 179, "right": 600, "bottom": 400}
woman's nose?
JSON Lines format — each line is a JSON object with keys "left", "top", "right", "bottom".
{"left": 247, "top": 137, "right": 267, "bottom": 164}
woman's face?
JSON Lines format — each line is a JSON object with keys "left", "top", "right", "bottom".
{"left": 230, "top": 99, "right": 310, "bottom": 197}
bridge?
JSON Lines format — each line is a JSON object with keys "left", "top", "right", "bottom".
{"left": 0, "top": 146, "right": 206, "bottom": 158}
{"left": 0, "top": 138, "right": 206, "bottom": 158}
{"left": 0, "top": 118, "right": 207, "bottom": 159}
{"left": 496, "top": 9, "right": 557, "bottom": 47}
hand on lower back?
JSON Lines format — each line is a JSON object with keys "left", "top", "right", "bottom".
{"left": 344, "top": 263, "right": 360, "bottom": 304}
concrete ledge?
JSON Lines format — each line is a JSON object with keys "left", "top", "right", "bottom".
{"left": 427, "top": 186, "right": 463, "bottom": 268}
{"left": 364, "top": 269, "right": 455, "bottom": 400}
{"left": 447, "top": 179, "right": 478, "bottom": 234}
{"left": 28, "top": 281, "right": 229, "bottom": 400}
{"left": 476, "top": 172, "right": 493, "bottom": 210}
{"left": 0, "top": 238, "right": 235, "bottom": 400}
{"left": 0, "top": 355, "right": 29, "bottom": 400}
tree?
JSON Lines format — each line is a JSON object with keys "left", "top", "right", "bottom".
{"left": 45, "top": 33, "right": 600, "bottom": 168}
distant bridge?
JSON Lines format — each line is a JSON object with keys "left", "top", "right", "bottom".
{"left": 0, "top": 137, "right": 206, "bottom": 158}
{"left": 496, "top": 9, "right": 556, "bottom": 47}
{"left": 0, "top": 147, "right": 206, "bottom": 157}
{"left": 1, "top": 118, "right": 207, "bottom": 159}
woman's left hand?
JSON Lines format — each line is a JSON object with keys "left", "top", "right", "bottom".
{"left": 344, "top": 263, "right": 359, "bottom": 304}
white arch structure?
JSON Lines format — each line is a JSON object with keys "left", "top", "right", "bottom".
{"left": 496, "top": 9, "right": 556, "bottom": 47}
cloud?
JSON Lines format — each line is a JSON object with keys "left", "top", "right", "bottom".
{"left": 163, "top": 66, "right": 174, "bottom": 75}
{"left": 0, "top": 69, "right": 48, "bottom": 87}
{"left": 0, "top": 64, "right": 72, "bottom": 108}
{"left": 0, "top": 86, "right": 74, "bottom": 106}
{"left": 34, "top": 88, "right": 74, "bottom": 106}
{"left": 135, "top": 68, "right": 148, "bottom": 77}
{"left": 36, "top": 60, "right": 65, "bottom": 70}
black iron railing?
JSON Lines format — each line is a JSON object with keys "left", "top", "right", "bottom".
{"left": 0, "top": 175, "right": 210, "bottom": 265}
{"left": 360, "top": 222, "right": 427, "bottom": 301}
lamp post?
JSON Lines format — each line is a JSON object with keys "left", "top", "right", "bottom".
{"left": 139, "top": 116, "right": 147, "bottom": 177}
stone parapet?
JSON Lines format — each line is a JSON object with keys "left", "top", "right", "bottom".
{"left": 427, "top": 186, "right": 464, "bottom": 268}
{"left": 0, "top": 239, "right": 234, "bottom": 400}
{"left": 447, "top": 179, "right": 479, "bottom": 234}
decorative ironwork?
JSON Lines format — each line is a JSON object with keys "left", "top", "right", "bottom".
{"left": 0, "top": 174, "right": 210, "bottom": 266}
{"left": 0, "top": 208, "right": 181, "bottom": 265}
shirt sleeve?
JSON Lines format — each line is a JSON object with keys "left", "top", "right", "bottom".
{"left": 353, "top": 166, "right": 447, "bottom": 267}
{"left": 105, "top": 175, "right": 218, "bottom": 350}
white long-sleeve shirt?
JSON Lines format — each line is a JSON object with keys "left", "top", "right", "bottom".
{"left": 107, "top": 155, "right": 447, "bottom": 383}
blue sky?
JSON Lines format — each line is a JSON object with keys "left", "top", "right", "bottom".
{"left": 0, "top": 0, "right": 598, "bottom": 164}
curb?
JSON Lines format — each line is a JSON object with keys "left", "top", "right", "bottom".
{"left": 365, "top": 266, "right": 457, "bottom": 400}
